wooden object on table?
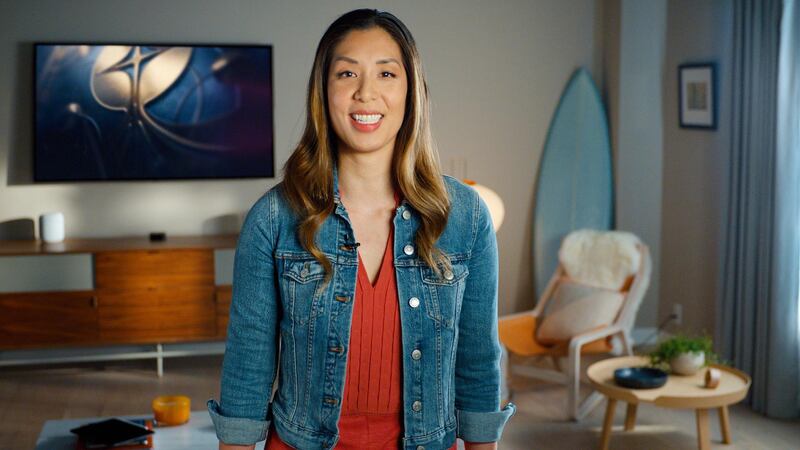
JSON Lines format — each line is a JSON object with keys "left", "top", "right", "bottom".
{"left": 587, "top": 356, "right": 751, "bottom": 450}
{"left": 0, "top": 235, "right": 237, "bottom": 350}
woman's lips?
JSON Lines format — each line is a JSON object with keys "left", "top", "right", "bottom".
{"left": 349, "top": 113, "right": 383, "bottom": 132}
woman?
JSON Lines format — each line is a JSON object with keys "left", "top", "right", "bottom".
{"left": 208, "top": 9, "right": 515, "bottom": 450}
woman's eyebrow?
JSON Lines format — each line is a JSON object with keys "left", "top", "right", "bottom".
{"left": 333, "top": 56, "right": 359, "bottom": 64}
{"left": 332, "top": 56, "right": 400, "bottom": 66}
{"left": 376, "top": 58, "right": 401, "bottom": 66}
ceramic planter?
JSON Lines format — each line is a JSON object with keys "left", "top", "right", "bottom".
{"left": 669, "top": 351, "right": 705, "bottom": 375}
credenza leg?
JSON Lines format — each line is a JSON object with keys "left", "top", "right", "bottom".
{"left": 156, "top": 343, "right": 164, "bottom": 378}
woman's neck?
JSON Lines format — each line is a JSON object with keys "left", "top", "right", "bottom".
{"left": 337, "top": 149, "right": 396, "bottom": 211}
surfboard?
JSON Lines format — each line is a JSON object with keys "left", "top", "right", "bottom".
{"left": 533, "top": 67, "right": 614, "bottom": 299}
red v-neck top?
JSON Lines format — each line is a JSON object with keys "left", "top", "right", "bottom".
{"left": 266, "top": 191, "right": 457, "bottom": 449}
{"left": 343, "top": 203, "right": 403, "bottom": 416}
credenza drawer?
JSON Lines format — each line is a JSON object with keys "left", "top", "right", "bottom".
{"left": 97, "top": 286, "right": 216, "bottom": 343}
{"left": 0, "top": 291, "right": 99, "bottom": 348}
{"left": 95, "top": 249, "right": 214, "bottom": 290}
{"left": 215, "top": 286, "right": 232, "bottom": 338}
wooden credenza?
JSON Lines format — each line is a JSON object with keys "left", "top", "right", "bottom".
{"left": 0, "top": 235, "right": 236, "bottom": 350}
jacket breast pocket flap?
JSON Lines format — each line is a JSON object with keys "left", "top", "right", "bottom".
{"left": 421, "top": 262, "right": 469, "bottom": 327}
{"left": 281, "top": 259, "right": 326, "bottom": 325}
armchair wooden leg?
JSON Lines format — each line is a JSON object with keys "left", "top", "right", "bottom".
{"left": 500, "top": 345, "right": 512, "bottom": 403}
{"left": 719, "top": 405, "right": 732, "bottom": 444}
{"left": 696, "top": 409, "right": 711, "bottom": 450}
{"left": 599, "top": 398, "right": 617, "bottom": 450}
{"left": 567, "top": 347, "right": 581, "bottom": 420}
{"left": 551, "top": 355, "right": 562, "bottom": 372}
{"left": 624, "top": 402, "right": 637, "bottom": 431}
{"left": 619, "top": 331, "right": 633, "bottom": 356}
{"left": 577, "top": 391, "right": 606, "bottom": 421}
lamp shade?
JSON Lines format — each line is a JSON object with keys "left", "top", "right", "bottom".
{"left": 463, "top": 179, "right": 505, "bottom": 231}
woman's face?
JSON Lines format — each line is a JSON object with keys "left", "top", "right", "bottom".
{"left": 327, "top": 27, "right": 408, "bottom": 157}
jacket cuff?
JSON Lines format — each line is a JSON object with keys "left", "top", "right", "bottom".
{"left": 207, "top": 399, "right": 270, "bottom": 445}
{"left": 456, "top": 402, "right": 516, "bottom": 443}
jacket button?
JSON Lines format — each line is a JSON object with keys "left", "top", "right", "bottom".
{"left": 444, "top": 270, "right": 454, "bottom": 281}
{"left": 408, "top": 297, "right": 420, "bottom": 308}
{"left": 412, "top": 400, "right": 422, "bottom": 412}
{"left": 335, "top": 295, "right": 351, "bottom": 303}
{"left": 324, "top": 397, "right": 339, "bottom": 405}
{"left": 329, "top": 346, "right": 344, "bottom": 353}
{"left": 402, "top": 210, "right": 412, "bottom": 220}
{"left": 403, "top": 244, "right": 414, "bottom": 255}
{"left": 411, "top": 349, "right": 422, "bottom": 360}
{"left": 416, "top": 446, "right": 425, "bottom": 450}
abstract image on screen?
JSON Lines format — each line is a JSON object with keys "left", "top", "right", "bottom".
{"left": 35, "top": 44, "right": 274, "bottom": 181}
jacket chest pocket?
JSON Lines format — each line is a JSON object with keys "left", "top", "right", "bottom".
{"left": 421, "top": 263, "right": 469, "bottom": 328}
{"left": 280, "top": 259, "right": 326, "bottom": 325}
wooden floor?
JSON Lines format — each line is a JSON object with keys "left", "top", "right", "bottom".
{"left": 1, "top": 355, "right": 798, "bottom": 449}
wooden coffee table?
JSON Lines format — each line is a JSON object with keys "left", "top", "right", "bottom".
{"left": 587, "top": 356, "right": 751, "bottom": 450}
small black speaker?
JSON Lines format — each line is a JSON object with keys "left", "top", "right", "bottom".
{"left": 149, "top": 232, "right": 166, "bottom": 242}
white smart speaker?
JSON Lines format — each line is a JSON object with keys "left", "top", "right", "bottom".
{"left": 39, "top": 212, "right": 65, "bottom": 243}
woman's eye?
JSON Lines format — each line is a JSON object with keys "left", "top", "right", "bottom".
{"left": 381, "top": 71, "right": 396, "bottom": 78}
{"left": 337, "top": 71, "right": 356, "bottom": 78}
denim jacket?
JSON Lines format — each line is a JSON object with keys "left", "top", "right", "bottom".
{"left": 208, "top": 165, "right": 516, "bottom": 449}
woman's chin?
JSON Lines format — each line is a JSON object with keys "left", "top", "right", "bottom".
{"left": 339, "top": 140, "right": 395, "bottom": 155}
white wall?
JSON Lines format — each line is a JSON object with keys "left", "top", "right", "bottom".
{"left": 600, "top": 0, "right": 667, "bottom": 333}
{"left": 615, "top": 0, "right": 667, "bottom": 330}
{"left": 0, "top": 0, "right": 601, "bottom": 315}
{"left": 660, "top": 0, "right": 733, "bottom": 336}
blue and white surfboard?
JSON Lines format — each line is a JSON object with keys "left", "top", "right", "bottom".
{"left": 533, "top": 67, "right": 614, "bottom": 299}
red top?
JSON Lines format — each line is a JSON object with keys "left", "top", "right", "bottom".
{"left": 266, "top": 191, "right": 457, "bottom": 449}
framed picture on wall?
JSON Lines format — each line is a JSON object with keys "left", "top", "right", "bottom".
{"left": 678, "top": 63, "right": 717, "bottom": 129}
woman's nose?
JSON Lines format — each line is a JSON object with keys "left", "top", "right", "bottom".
{"left": 355, "top": 77, "right": 377, "bottom": 102}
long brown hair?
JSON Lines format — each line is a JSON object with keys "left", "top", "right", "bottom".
{"left": 281, "top": 9, "right": 451, "bottom": 285}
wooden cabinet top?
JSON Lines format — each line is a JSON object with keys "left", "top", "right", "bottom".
{"left": 0, "top": 234, "right": 239, "bottom": 256}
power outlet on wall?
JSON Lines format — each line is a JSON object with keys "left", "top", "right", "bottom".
{"left": 672, "top": 303, "right": 683, "bottom": 326}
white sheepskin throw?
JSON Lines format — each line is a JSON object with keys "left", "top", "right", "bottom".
{"left": 558, "top": 229, "right": 641, "bottom": 290}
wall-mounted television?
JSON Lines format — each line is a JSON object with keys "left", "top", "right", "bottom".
{"left": 34, "top": 43, "right": 274, "bottom": 182}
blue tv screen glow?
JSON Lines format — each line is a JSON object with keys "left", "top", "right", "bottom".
{"left": 34, "top": 44, "right": 274, "bottom": 181}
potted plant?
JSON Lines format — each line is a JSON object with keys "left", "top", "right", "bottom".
{"left": 649, "top": 334, "right": 718, "bottom": 375}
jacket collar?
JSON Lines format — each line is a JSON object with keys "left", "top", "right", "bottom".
{"left": 332, "top": 163, "right": 342, "bottom": 205}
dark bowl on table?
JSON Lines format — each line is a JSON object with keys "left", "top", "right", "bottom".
{"left": 613, "top": 367, "right": 668, "bottom": 389}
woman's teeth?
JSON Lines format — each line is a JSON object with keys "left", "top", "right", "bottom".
{"left": 351, "top": 114, "right": 382, "bottom": 124}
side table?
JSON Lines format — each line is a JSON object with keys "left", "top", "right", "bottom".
{"left": 587, "top": 356, "right": 751, "bottom": 450}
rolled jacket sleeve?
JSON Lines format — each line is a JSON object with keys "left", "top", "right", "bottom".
{"left": 454, "top": 190, "right": 516, "bottom": 443}
{"left": 456, "top": 405, "right": 516, "bottom": 443}
{"left": 207, "top": 193, "right": 280, "bottom": 445}
{"left": 207, "top": 399, "right": 271, "bottom": 445}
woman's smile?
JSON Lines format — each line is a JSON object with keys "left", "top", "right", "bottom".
{"left": 349, "top": 110, "right": 384, "bottom": 132}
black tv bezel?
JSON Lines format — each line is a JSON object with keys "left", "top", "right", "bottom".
{"left": 33, "top": 41, "right": 275, "bottom": 183}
